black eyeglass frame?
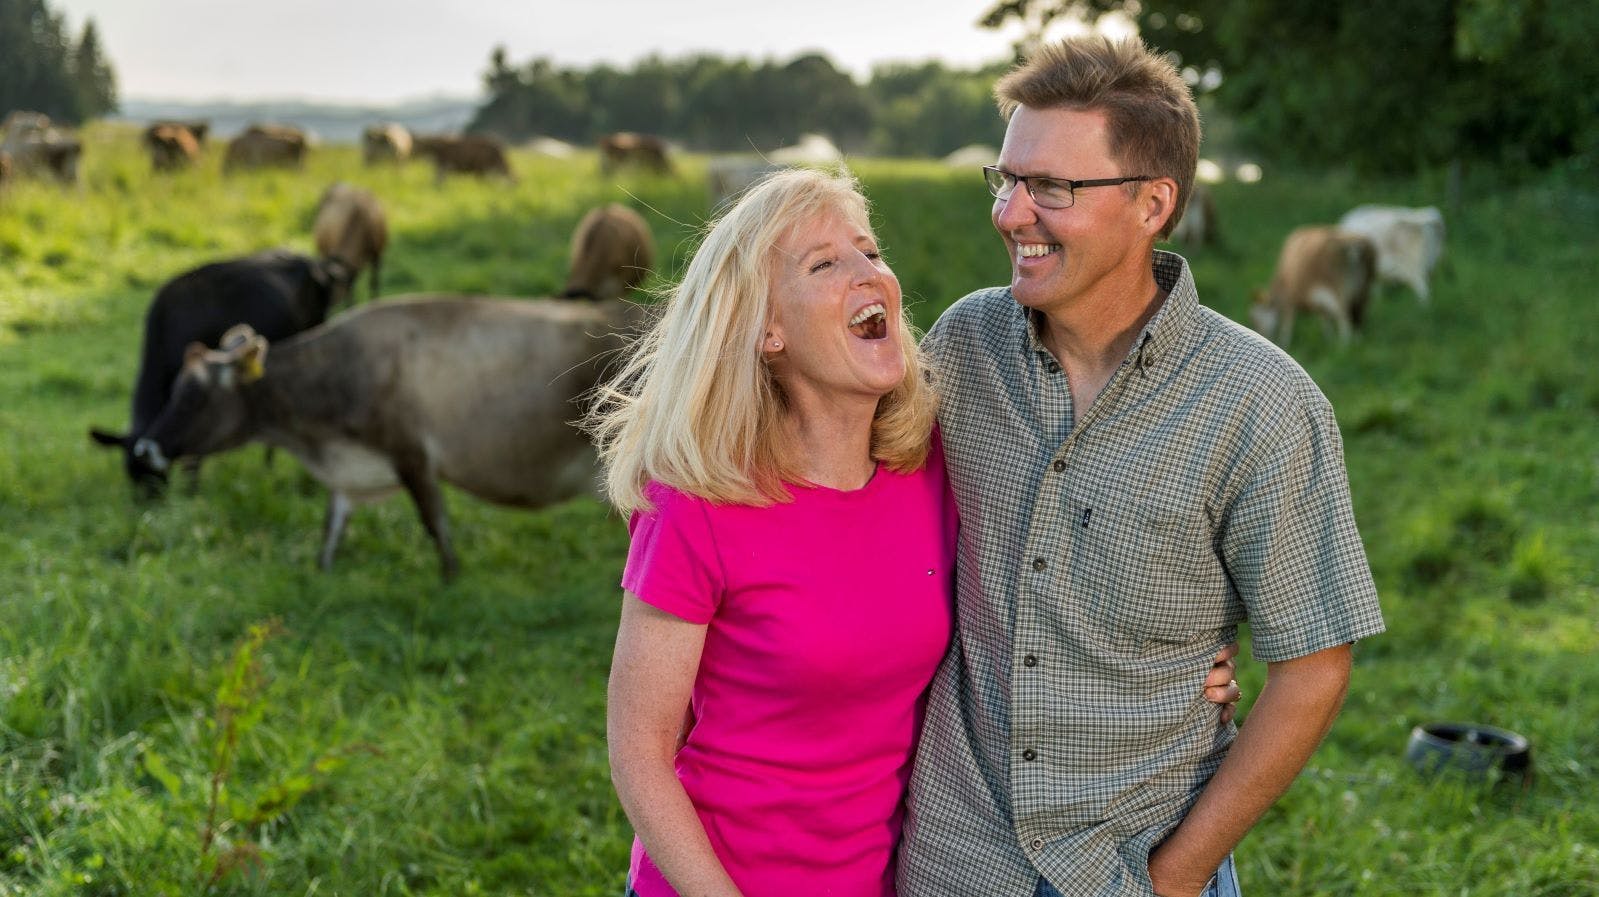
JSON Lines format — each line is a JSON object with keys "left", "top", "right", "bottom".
{"left": 982, "top": 165, "right": 1154, "bottom": 209}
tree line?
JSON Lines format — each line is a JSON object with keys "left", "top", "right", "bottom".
{"left": 476, "top": 0, "right": 1596, "bottom": 174}
{"left": 0, "top": 0, "right": 117, "bottom": 125}
{"left": 468, "top": 49, "right": 1012, "bottom": 159}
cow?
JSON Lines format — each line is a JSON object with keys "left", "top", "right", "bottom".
{"left": 0, "top": 151, "right": 11, "bottom": 188}
{"left": 89, "top": 250, "right": 355, "bottom": 493}
{"left": 1336, "top": 204, "right": 1445, "bottom": 303}
{"left": 412, "top": 133, "right": 512, "bottom": 182}
{"left": 1170, "top": 182, "right": 1220, "bottom": 247}
{"left": 598, "top": 132, "right": 672, "bottom": 175}
{"left": 144, "top": 123, "right": 202, "bottom": 172}
{"left": 562, "top": 204, "right": 655, "bottom": 301}
{"left": 1, "top": 112, "right": 81, "bottom": 184}
{"left": 362, "top": 123, "right": 412, "bottom": 165}
{"left": 130, "top": 296, "right": 643, "bottom": 579}
{"left": 313, "top": 182, "right": 388, "bottom": 301}
{"left": 707, "top": 157, "right": 784, "bottom": 209}
{"left": 149, "top": 119, "right": 209, "bottom": 145}
{"left": 224, "top": 124, "right": 308, "bottom": 173}
{"left": 1250, "top": 226, "right": 1377, "bottom": 348}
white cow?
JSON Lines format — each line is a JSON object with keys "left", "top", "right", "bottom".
{"left": 1337, "top": 205, "right": 1445, "bottom": 303}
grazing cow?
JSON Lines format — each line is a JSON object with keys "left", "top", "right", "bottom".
{"left": 598, "top": 132, "right": 672, "bottom": 175}
{"left": 562, "top": 204, "right": 654, "bottom": 301}
{"left": 362, "top": 123, "right": 412, "bottom": 165}
{"left": 144, "top": 123, "right": 202, "bottom": 171}
{"left": 768, "top": 133, "right": 842, "bottom": 165}
{"left": 1, "top": 112, "right": 81, "bottom": 184}
{"left": 224, "top": 124, "right": 308, "bottom": 173}
{"left": 1170, "top": 183, "right": 1220, "bottom": 247}
{"left": 1337, "top": 204, "right": 1445, "bottom": 303}
{"left": 413, "top": 133, "right": 512, "bottom": 182}
{"left": 313, "top": 182, "right": 388, "bottom": 301}
{"left": 132, "top": 296, "right": 643, "bottom": 579}
{"left": 149, "top": 119, "right": 209, "bottom": 145}
{"left": 706, "top": 157, "right": 783, "bottom": 209}
{"left": 89, "top": 251, "right": 355, "bottom": 492}
{"left": 1250, "top": 226, "right": 1377, "bottom": 347}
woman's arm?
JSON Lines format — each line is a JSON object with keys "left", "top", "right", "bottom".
{"left": 608, "top": 592, "right": 744, "bottom": 897}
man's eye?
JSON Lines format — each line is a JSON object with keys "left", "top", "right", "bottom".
{"left": 809, "top": 259, "right": 833, "bottom": 273}
{"left": 1033, "top": 178, "right": 1071, "bottom": 200}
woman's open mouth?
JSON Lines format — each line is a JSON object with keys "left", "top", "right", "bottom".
{"left": 848, "top": 303, "right": 888, "bottom": 340}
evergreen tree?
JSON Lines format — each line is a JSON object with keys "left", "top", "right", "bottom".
{"left": 70, "top": 18, "right": 117, "bottom": 119}
{"left": 0, "top": 0, "right": 118, "bottom": 124}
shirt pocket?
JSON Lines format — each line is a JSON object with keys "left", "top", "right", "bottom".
{"left": 1071, "top": 488, "right": 1227, "bottom": 648}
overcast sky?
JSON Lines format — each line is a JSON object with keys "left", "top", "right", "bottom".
{"left": 50, "top": 0, "right": 1042, "bottom": 104}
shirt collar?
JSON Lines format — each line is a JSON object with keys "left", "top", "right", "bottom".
{"left": 1015, "top": 249, "right": 1199, "bottom": 371}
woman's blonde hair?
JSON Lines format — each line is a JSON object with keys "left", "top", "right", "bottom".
{"left": 585, "top": 167, "right": 935, "bottom": 513}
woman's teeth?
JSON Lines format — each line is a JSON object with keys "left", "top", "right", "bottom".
{"left": 849, "top": 303, "right": 888, "bottom": 340}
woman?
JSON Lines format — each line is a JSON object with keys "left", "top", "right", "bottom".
{"left": 589, "top": 169, "right": 1233, "bottom": 897}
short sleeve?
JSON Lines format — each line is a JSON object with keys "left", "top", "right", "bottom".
{"left": 621, "top": 483, "right": 724, "bottom": 625}
{"left": 1220, "top": 396, "right": 1386, "bottom": 661}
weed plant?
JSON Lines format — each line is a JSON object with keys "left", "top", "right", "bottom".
{"left": 0, "top": 125, "right": 1596, "bottom": 894}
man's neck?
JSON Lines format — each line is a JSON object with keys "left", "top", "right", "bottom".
{"left": 1036, "top": 273, "right": 1168, "bottom": 422}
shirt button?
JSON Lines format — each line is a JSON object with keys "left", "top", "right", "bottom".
{"left": 1031, "top": 558, "right": 1047, "bottom": 572}
{"left": 1022, "top": 749, "right": 1037, "bottom": 761}
{"left": 1031, "top": 838, "right": 1045, "bottom": 851}
{"left": 1023, "top": 654, "right": 1037, "bottom": 667}
{"left": 1047, "top": 361, "right": 1061, "bottom": 374}
{"left": 1052, "top": 459, "right": 1065, "bottom": 473}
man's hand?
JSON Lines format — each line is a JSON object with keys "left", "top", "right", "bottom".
{"left": 1204, "top": 642, "right": 1242, "bottom": 723}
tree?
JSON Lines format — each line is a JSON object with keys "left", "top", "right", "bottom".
{"left": 977, "top": 0, "right": 1599, "bottom": 174}
{"left": 0, "top": 0, "right": 117, "bottom": 124}
{"left": 70, "top": 18, "right": 117, "bottom": 119}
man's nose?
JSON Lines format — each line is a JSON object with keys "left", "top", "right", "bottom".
{"left": 994, "top": 185, "right": 1039, "bottom": 230}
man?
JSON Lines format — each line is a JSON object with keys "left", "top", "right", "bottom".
{"left": 898, "top": 36, "right": 1385, "bottom": 897}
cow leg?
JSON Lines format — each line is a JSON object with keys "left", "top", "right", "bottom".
{"left": 319, "top": 491, "right": 354, "bottom": 571}
{"left": 1277, "top": 304, "right": 1296, "bottom": 347}
{"left": 370, "top": 254, "right": 383, "bottom": 300}
{"left": 1307, "top": 286, "right": 1351, "bottom": 344}
{"left": 181, "top": 456, "right": 204, "bottom": 495}
{"left": 395, "top": 458, "right": 458, "bottom": 581}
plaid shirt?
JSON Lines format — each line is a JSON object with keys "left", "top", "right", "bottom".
{"left": 898, "top": 252, "right": 1384, "bottom": 897}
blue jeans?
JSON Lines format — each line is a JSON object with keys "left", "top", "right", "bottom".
{"left": 1033, "top": 853, "right": 1240, "bottom": 897}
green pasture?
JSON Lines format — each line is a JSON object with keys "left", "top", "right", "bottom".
{"left": 1, "top": 125, "right": 1597, "bottom": 895}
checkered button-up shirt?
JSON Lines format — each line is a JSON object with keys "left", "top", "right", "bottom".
{"left": 897, "top": 252, "right": 1385, "bottom": 897}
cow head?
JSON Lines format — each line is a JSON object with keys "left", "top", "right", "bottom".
{"left": 135, "top": 325, "right": 269, "bottom": 473}
{"left": 89, "top": 425, "right": 169, "bottom": 497}
{"left": 311, "top": 256, "right": 356, "bottom": 309}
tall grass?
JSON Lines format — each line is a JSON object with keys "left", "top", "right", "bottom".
{"left": 1, "top": 125, "right": 1596, "bottom": 895}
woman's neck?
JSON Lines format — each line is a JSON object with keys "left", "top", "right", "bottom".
{"left": 781, "top": 398, "right": 878, "bottom": 491}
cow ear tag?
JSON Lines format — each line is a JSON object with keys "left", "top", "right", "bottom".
{"left": 240, "top": 354, "right": 265, "bottom": 383}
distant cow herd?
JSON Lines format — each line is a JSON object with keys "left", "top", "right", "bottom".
{"left": 8, "top": 108, "right": 1446, "bottom": 576}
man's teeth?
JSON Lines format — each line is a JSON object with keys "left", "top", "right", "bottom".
{"left": 849, "top": 303, "right": 887, "bottom": 327}
{"left": 1019, "top": 243, "right": 1059, "bottom": 258}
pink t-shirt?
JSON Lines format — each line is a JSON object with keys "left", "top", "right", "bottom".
{"left": 622, "top": 447, "right": 956, "bottom": 897}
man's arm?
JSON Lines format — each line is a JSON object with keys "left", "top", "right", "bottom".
{"left": 1146, "top": 643, "right": 1353, "bottom": 897}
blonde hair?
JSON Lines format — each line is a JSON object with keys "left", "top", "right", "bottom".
{"left": 585, "top": 167, "right": 936, "bottom": 513}
{"left": 996, "top": 36, "right": 1201, "bottom": 240}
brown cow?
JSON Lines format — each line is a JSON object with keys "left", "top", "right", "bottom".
{"left": 562, "top": 204, "right": 655, "bottom": 301}
{"left": 598, "top": 132, "right": 672, "bottom": 175}
{"left": 362, "top": 123, "right": 412, "bottom": 165}
{"left": 145, "top": 123, "right": 201, "bottom": 171}
{"left": 149, "top": 119, "right": 209, "bottom": 145}
{"left": 224, "top": 124, "right": 308, "bottom": 173}
{"left": 313, "top": 182, "right": 389, "bottom": 301}
{"left": 1251, "top": 226, "right": 1377, "bottom": 347}
{"left": 133, "top": 296, "right": 642, "bottom": 579}
{"left": 413, "top": 133, "right": 512, "bottom": 182}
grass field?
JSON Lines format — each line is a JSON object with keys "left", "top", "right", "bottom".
{"left": 2, "top": 125, "right": 1597, "bottom": 896}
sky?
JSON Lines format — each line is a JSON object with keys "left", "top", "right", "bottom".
{"left": 50, "top": 0, "right": 1040, "bottom": 105}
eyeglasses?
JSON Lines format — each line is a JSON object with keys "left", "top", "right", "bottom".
{"left": 982, "top": 165, "right": 1153, "bottom": 209}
